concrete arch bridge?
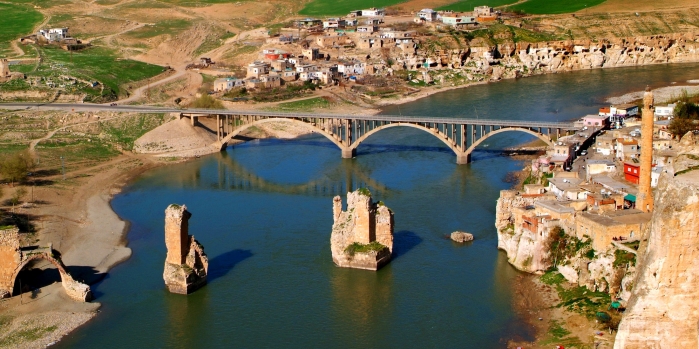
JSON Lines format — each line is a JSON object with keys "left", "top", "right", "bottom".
{"left": 181, "top": 111, "right": 576, "bottom": 164}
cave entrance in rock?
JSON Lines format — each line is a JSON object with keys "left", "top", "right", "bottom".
{"left": 12, "top": 259, "right": 63, "bottom": 297}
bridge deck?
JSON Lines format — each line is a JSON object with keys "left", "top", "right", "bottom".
{"left": 2, "top": 103, "right": 578, "bottom": 129}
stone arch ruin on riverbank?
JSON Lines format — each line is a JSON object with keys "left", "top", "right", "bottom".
{"left": 0, "top": 226, "right": 92, "bottom": 301}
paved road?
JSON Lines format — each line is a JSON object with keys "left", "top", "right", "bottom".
{"left": 0, "top": 102, "right": 577, "bottom": 128}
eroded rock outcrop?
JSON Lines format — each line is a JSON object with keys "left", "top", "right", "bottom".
{"left": 330, "top": 189, "right": 394, "bottom": 271}
{"left": 163, "top": 204, "right": 208, "bottom": 294}
{"left": 450, "top": 231, "right": 474, "bottom": 243}
{"left": 614, "top": 175, "right": 699, "bottom": 348}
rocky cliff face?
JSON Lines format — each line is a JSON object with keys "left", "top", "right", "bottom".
{"left": 330, "top": 190, "right": 393, "bottom": 271}
{"left": 400, "top": 32, "right": 699, "bottom": 84}
{"left": 614, "top": 174, "right": 699, "bottom": 348}
{"left": 496, "top": 189, "right": 637, "bottom": 294}
{"left": 495, "top": 190, "right": 553, "bottom": 273}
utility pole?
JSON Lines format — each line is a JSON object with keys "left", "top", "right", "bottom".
{"left": 60, "top": 156, "right": 65, "bottom": 180}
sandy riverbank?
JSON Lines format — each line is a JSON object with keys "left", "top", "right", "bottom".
{"left": 0, "top": 154, "right": 167, "bottom": 348}
{"left": 606, "top": 81, "right": 699, "bottom": 105}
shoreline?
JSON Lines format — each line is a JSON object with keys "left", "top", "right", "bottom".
{"left": 369, "top": 60, "right": 699, "bottom": 111}
{"left": 4, "top": 59, "right": 698, "bottom": 348}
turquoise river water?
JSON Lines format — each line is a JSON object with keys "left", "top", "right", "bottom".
{"left": 56, "top": 63, "right": 699, "bottom": 348}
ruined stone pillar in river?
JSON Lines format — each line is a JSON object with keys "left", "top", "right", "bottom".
{"left": 163, "top": 204, "right": 209, "bottom": 294}
{"left": 330, "top": 189, "right": 394, "bottom": 271}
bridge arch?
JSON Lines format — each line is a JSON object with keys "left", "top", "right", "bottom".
{"left": 464, "top": 127, "right": 553, "bottom": 162}
{"left": 348, "top": 122, "right": 460, "bottom": 156}
{"left": 7, "top": 251, "right": 92, "bottom": 301}
{"left": 217, "top": 118, "right": 348, "bottom": 152}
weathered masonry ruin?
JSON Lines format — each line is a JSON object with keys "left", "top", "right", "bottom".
{"left": 0, "top": 226, "right": 92, "bottom": 301}
{"left": 163, "top": 204, "right": 209, "bottom": 294}
{"left": 330, "top": 189, "right": 394, "bottom": 270}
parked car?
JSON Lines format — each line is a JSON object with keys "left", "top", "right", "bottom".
{"left": 110, "top": 103, "right": 117, "bottom": 106}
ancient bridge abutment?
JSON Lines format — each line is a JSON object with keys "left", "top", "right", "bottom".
{"left": 0, "top": 226, "right": 92, "bottom": 301}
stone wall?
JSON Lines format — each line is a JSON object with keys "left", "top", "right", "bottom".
{"left": 163, "top": 204, "right": 208, "bottom": 294}
{"left": 0, "top": 227, "right": 21, "bottom": 294}
{"left": 614, "top": 175, "right": 699, "bottom": 348}
{"left": 330, "top": 190, "right": 394, "bottom": 270}
{"left": 0, "top": 226, "right": 91, "bottom": 301}
{"left": 164, "top": 204, "right": 190, "bottom": 265}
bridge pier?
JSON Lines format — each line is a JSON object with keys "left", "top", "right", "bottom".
{"left": 341, "top": 148, "right": 356, "bottom": 159}
{"left": 456, "top": 153, "right": 471, "bottom": 165}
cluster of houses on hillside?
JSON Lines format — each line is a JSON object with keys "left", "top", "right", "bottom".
{"left": 213, "top": 6, "right": 500, "bottom": 93}
{"left": 19, "top": 27, "right": 89, "bottom": 50}
{"left": 505, "top": 101, "right": 683, "bottom": 268}
{"left": 527, "top": 102, "right": 679, "bottom": 235}
{"left": 415, "top": 6, "right": 499, "bottom": 27}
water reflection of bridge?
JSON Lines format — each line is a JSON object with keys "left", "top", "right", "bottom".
{"left": 174, "top": 154, "right": 392, "bottom": 198}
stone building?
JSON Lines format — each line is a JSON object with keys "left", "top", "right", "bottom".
{"left": 330, "top": 189, "right": 394, "bottom": 270}
{"left": 0, "top": 59, "right": 9, "bottom": 79}
{"left": 575, "top": 210, "right": 651, "bottom": 251}
{"left": 163, "top": 204, "right": 208, "bottom": 294}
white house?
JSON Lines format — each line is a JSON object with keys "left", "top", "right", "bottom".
{"left": 214, "top": 78, "right": 244, "bottom": 92}
{"left": 338, "top": 61, "right": 366, "bottom": 76}
{"left": 39, "top": 28, "right": 68, "bottom": 41}
{"left": 361, "top": 7, "right": 385, "bottom": 17}
{"left": 417, "top": 9, "right": 437, "bottom": 22}
{"left": 654, "top": 103, "right": 676, "bottom": 119}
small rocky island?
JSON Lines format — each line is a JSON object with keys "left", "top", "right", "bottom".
{"left": 330, "top": 189, "right": 394, "bottom": 271}
{"left": 163, "top": 204, "right": 209, "bottom": 294}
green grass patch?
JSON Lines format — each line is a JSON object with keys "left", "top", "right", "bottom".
{"left": 2, "top": 0, "right": 70, "bottom": 8}
{"left": 613, "top": 249, "right": 636, "bottom": 267}
{"left": 508, "top": 0, "right": 607, "bottom": 15}
{"left": 0, "top": 325, "right": 58, "bottom": 347}
{"left": 464, "top": 24, "right": 560, "bottom": 44}
{"left": 125, "top": 19, "right": 192, "bottom": 39}
{"left": 345, "top": 241, "right": 387, "bottom": 256}
{"left": 0, "top": 3, "right": 43, "bottom": 55}
{"left": 271, "top": 97, "right": 331, "bottom": 112}
{"left": 155, "top": 0, "right": 250, "bottom": 7}
{"left": 36, "top": 139, "right": 119, "bottom": 172}
{"left": 437, "top": 0, "right": 518, "bottom": 12}
{"left": 100, "top": 113, "right": 166, "bottom": 151}
{"left": 194, "top": 26, "right": 233, "bottom": 56}
{"left": 35, "top": 46, "right": 164, "bottom": 98}
{"left": 299, "top": 0, "right": 406, "bottom": 16}
{"left": 541, "top": 270, "right": 566, "bottom": 285}
{"left": 0, "top": 143, "right": 29, "bottom": 155}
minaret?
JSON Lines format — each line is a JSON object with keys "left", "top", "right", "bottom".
{"left": 636, "top": 86, "right": 654, "bottom": 212}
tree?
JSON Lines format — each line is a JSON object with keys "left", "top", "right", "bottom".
{"left": 0, "top": 150, "right": 34, "bottom": 186}
{"left": 668, "top": 118, "right": 698, "bottom": 139}
{"left": 10, "top": 187, "right": 26, "bottom": 205}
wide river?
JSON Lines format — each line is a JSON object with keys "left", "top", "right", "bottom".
{"left": 57, "top": 63, "right": 699, "bottom": 348}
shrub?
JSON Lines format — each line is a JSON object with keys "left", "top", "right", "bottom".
{"left": 0, "top": 150, "right": 34, "bottom": 185}
{"left": 10, "top": 187, "right": 27, "bottom": 206}
{"left": 344, "top": 241, "right": 387, "bottom": 256}
{"left": 189, "top": 94, "right": 224, "bottom": 109}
